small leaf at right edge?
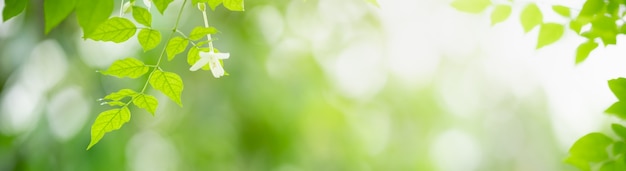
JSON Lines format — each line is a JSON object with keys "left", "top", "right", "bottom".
{"left": 189, "top": 27, "right": 218, "bottom": 40}
{"left": 137, "top": 28, "right": 162, "bottom": 51}
{"left": 606, "top": 101, "right": 626, "bottom": 120}
{"left": 132, "top": 94, "right": 158, "bottom": 115}
{"left": 450, "top": 0, "right": 491, "bottom": 14}
{"left": 166, "top": 37, "right": 189, "bottom": 60}
{"left": 520, "top": 3, "right": 543, "bottom": 33}
{"left": 152, "top": 0, "right": 173, "bottom": 14}
{"left": 89, "top": 17, "right": 137, "bottom": 43}
{"left": 612, "top": 124, "right": 626, "bottom": 140}
{"left": 552, "top": 5, "right": 571, "bottom": 18}
{"left": 132, "top": 6, "right": 152, "bottom": 27}
{"left": 490, "top": 5, "right": 511, "bottom": 26}
{"left": 102, "top": 58, "right": 149, "bottom": 78}
{"left": 576, "top": 41, "right": 598, "bottom": 64}
{"left": 87, "top": 107, "right": 131, "bottom": 150}
{"left": 536, "top": 23, "right": 564, "bottom": 49}
{"left": 568, "top": 132, "right": 613, "bottom": 162}
{"left": 104, "top": 89, "right": 138, "bottom": 101}
{"left": 149, "top": 70, "right": 183, "bottom": 106}
{"left": 3, "top": 0, "right": 29, "bottom": 21}
{"left": 608, "top": 78, "right": 626, "bottom": 101}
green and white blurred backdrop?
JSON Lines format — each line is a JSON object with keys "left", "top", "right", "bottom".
{"left": 0, "top": 0, "right": 622, "bottom": 170}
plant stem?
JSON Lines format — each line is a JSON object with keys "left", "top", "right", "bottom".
{"left": 201, "top": 5, "right": 215, "bottom": 51}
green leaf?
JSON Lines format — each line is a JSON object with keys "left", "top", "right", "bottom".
{"left": 577, "top": 0, "right": 605, "bottom": 22}
{"left": 2, "top": 0, "right": 28, "bottom": 21}
{"left": 189, "top": 27, "right": 218, "bottom": 40}
{"left": 613, "top": 124, "right": 626, "bottom": 140}
{"left": 450, "top": 0, "right": 491, "bottom": 14}
{"left": 564, "top": 156, "right": 590, "bottom": 171}
{"left": 570, "top": 19, "right": 585, "bottom": 34}
{"left": 149, "top": 70, "right": 183, "bottom": 106}
{"left": 490, "top": 5, "right": 511, "bottom": 26}
{"left": 576, "top": 41, "right": 598, "bottom": 64}
{"left": 607, "top": 101, "right": 626, "bottom": 120}
{"left": 223, "top": 0, "right": 244, "bottom": 11}
{"left": 105, "top": 101, "right": 126, "bottom": 107}
{"left": 568, "top": 133, "right": 613, "bottom": 162}
{"left": 536, "top": 23, "right": 564, "bottom": 49}
{"left": 102, "top": 58, "right": 150, "bottom": 78}
{"left": 104, "top": 89, "right": 138, "bottom": 101}
{"left": 76, "top": 0, "right": 114, "bottom": 37}
{"left": 600, "top": 161, "right": 617, "bottom": 171}
{"left": 552, "top": 5, "right": 570, "bottom": 18}
{"left": 137, "top": 29, "right": 162, "bottom": 51}
{"left": 132, "top": 94, "right": 158, "bottom": 115}
{"left": 89, "top": 17, "right": 137, "bottom": 43}
{"left": 520, "top": 4, "right": 543, "bottom": 33}
{"left": 208, "top": 0, "right": 222, "bottom": 11}
{"left": 187, "top": 47, "right": 211, "bottom": 70}
{"left": 613, "top": 141, "right": 626, "bottom": 155}
{"left": 132, "top": 6, "right": 152, "bottom": 27}
{"left": 87, "top": 107, "right": 131, "bottom": 150}
{"left": 609, "top": 78, "right": 626, "bottom": 101}
{"left": 166, "top": 37, "right": 189, "bottom": 61}
{"left": 44, "top": 0, "right": 77, "bottom": 34}
{"left": 591, "top": 16, "right": 618, "bottom": 46}
{"left": 152, "top": 0, "right": 173, "bottom": 14}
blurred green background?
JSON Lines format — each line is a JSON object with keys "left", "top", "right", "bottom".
{"left": 0, "top": 0, "right": 616, "bottom": 170}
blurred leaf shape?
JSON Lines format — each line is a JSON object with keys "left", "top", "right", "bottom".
{"left": 536, "top": 23, "right": 564, "bottom": 49}
{"left": 450, "top": 0, "right": 491, "bottom": 14}
{"left": 520, "top": 4, "right": 543, "bottom": 33}
{"left": 490, "top": 5, "right": 511, "bottom": 26}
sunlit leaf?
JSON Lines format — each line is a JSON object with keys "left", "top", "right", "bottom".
{"left": 44, "top": 0, "right": 77, "bottom": 34}
{"left": 102, "top": 58, "right": 150, "bottom": 78}
{"left": 166, "top": 37, "right": 189, "bottom": 61}
{"left": 132, "top": 6, "right": 152, "bottom": 27}
{"left": 536, "top": 23, "right": 564, "bottom": 49}
{"left": 76, "top": 0, "right": 114, "bottom": 37}
{"left": 189, "top": 27, "right": 218, "bottom": 40}
{"left": 105, "top": 101, "right": 126, "bottom": 107}
{"left": 490, "top": 5, "right": 511, "bottom": 26}
{"left": 552, "top": 5, "right": 570, "bottom": 18}
{"left": 575, "top": 41, "right": 598, "bottom": 64}
{"left": 208, "top": 0, "right": 222, "bottom": 11}
{"left": 133, "top": 94, "right": 158, "bottom": 115}
{"left": 450, "top": 0, "right": 491, "bottom": 14}
{"left": 606, "top": 101, "right": 626, "bottom": 120}
{"left": 570, "top": 19, "right": 585, "bottom": 34}
{"left": 137, "top": 28, "right": 162, "bottom": 51}
{"left": 153, "top": 0, "right": 173, "bottom": 14}
{"left": 568, "top": 133, "right": 613, "bottom": 162}
{"left": 3, "top": 0, "right": 28, "bottom": 21}
{"left": 223, "top": 0, "right": 244, "bottom": 11}
{"left": 520, "top": 4, "right": 543, "bottom": 33}
{"left": 89, "top": 17, "right": 137, "bottom": 43}
{"left": 577, "top": 0, "right": 604, "bottom": 22}
{"left": 87, "top": 107, "right": 131, "bottom": 150}
{"left": 591, "top": 16, "right": 618, "bottom": 46}
{"left": 613, "top": 124, "right": 626, "bottom": 140}
{"left": 564, "top": 156, "right": 590, "bottom": 171}
{"left": 613, "top": 141, "right": 626, "bottom": 155}
{"left": 104, "top": 89, "right": 138, "bottom": 101}
{"left": 149, "top": 70, "right": 183, "bottom": 106}
{"left": 609, "top": 78, "right": 626, "bottom": 101}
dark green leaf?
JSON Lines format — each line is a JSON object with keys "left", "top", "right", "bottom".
{"left": 613, "top": 141, "right": 626, "bottom": 155}
{"left": 153, "top": 0, "right": 173, "bottom": 14}
{"left": 137, "top": 29, "right": 162, "bottom": 51}
{"left": 87, "top": 107, "right": 131, "bottom": 150}
{"left": 149, "top": 70, "right": 183, "bottom": 106}
{"left": 607, "top": 101, "right": 626, "bottom": 120}
{"left": 89, "top": 17, "right": 137, "bottom": 43}
{"left": 450, "top": 0, "right": 491, "bottom": 14}
{"left": 44, "top": 0, "right": 77, "bottom": 34}
{"left": 552, "top": 5, "right": 570, "bottom": 18}
{"left": 102, "top": 58, "right": 150, "bottom": 78}
{"left": 568, "top": 133, "right": 613, "bottom": 162}
{"left": 132, "top": 6, "right": 152, "bottom": 27}
{"left": 76, "top": 0, "right": 114, "bottom": 37}
{"left": 520, "top": 4, "right": 543, "bottom": 33}
{"left": 490, "top": 5, "right": 511, "bottom": 26}
{"left": 536, "top": 23, "right": 564, "bottom": 49}
{"left": 575, "top": 41, "right": 598, "bottom": 64}
{"left": 2, "top": 0, "right": 28, "bottom": 21}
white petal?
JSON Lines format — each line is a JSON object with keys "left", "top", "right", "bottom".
{"left": 143, "top": 0, "right": 152, "bottom": 10}
{"left": 214, "top": 53, "right": 230, "bottom": 59}
{"left": 189, "top": 56, "right": 210, "bottom": 71}
{"left": 210, "top": 62, "right": 225, "bottom": 78}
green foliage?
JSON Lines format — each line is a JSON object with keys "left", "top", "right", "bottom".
{"left": 552, "top": 5, "right": 570, "bottom": 18}
{"left": 87, "top": 107, "right": 131, "bottom": 150}
{"left": 208, "top": 0, "right": 223, "bottom": 11}
{"left": 223, "top": 0, "right": 245, "bottom": 11}
{"left": 89, "top": 17, "right": 137, "bottom": 43}
{"left": 44, "top": 0, "right": 77, "bottom": 34}
{"left": 153, "top": 0, "right": 174, "bottom": 14}
{"left": 132, "top": 94, "right": 159, "bottom": 115}
{"left": 591, "top": 16, "right": 618, "bottom": 46}
{"left": 490, "top": 5, "right": 511, "bottom": 26}
{"left": 101, "top": 58, "right": 150, "bottom": 78}
{"left": 566, "top": 133, "right": 613, "bottom": 164}
{"left": 187, "top": 46, "right": 211, "bottom": 70}
{"left": 132, "top": 6, "right": 153, "bottom": 27}
{"left": 451, "top": 0, "right": 491, "bottom": 14}
{"left": 2, "top": 0, "right": 28, "bottom": 21}
{"left": 166, "top": 37, "right": 189, "bottom": 60}
{"left": 609, "top": 78, "right": 626, "bottom": 101}
{"left": 149, "top": 70, "right": 184, "bottom": 106}
{"left": 520, "top": 4, "right": 542, "bottom": 33}
{"left": 536, "top": 23, "right": 564, "bottom": 49}
{"left": 577, "top": 0, "right": 604, "bottom": 22}
{"left": 189, "top": 26, "right": 218, "bottom": 40}
{"left": 575, "top": 41, "right": 598, "bottom": 64}
{"left": 612, "top": 124, "right": 626, "bottom": 140}
{"left": 137, "top": 29, "right": 162, "bottom": 51}
{"left": 76, "top": 0, "right": 114, "bottom": 37}
{"left": 104, "top": 89, "right": 138, "bottom": 101}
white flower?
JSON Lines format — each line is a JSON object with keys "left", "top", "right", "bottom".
{"left": 143, "top": 0, "right": 152, "bottom": 10}
{"left": 189, "top": 50, "right": 230, "bottom": 78}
